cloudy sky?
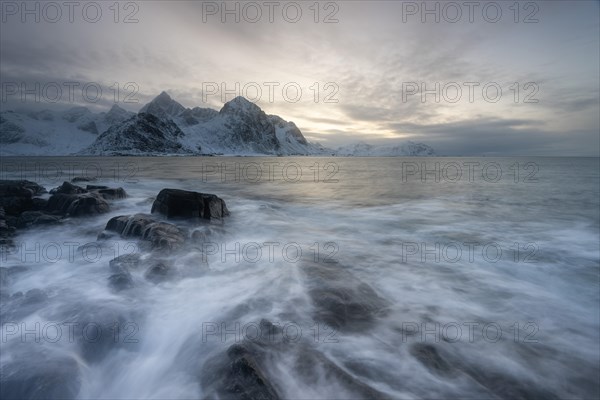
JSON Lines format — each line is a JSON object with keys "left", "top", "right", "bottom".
{"left": 1, "top": 0, "right": 599, "bottom": 155}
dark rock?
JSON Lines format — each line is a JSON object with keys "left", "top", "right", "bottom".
{"left": 151, "top": 188, "right": 229, "bottom": 220}
{"left": 410, "top": 344, "right": 456, "bottom": 377}
{"left": 108, "top": 272, "right": 134, "bottom": 291}
{"left": 46, "top": 192, "right": 109, "bottom": 216}
{"left": 86, "top": 185, "right": 108, "bottom": 190}
{"left": 31, "top": 197, "right": 48, "bottom": 211}
{"left": 94, "top": 187, "right": 127, "bottom": 200}
{"left": 102, "top": 214, "right": 186, "bottom": 250}
{"left": 50, "top": 181, "right": 87, "bottom": 195}
{"left": 0, "top": 266, "right": 29, "bottom": 288}
{"left": 144, "top": 262, "right": 175, "bottom": 283}
{"left": 302, "top": 262, "right": 389, "bottom": 332}
{"left": 0, "top": 180, "right": 46, "bottom": 215}
{"left": 17, "top": 211, "right": 62, "bottom": 228}
{"left": 0, "top": 350, "right": 81, "bottom": 400}
{"left": 143, "top": 221, "right": 186, "bottom": 250}
{"left": 0, "top": 206, "right": 15, "bottom": 246}
{"left": 199, "top": 318, "right": 387, "bottom": 400}
{"left": 200, "top": 321, "right": 283, "bottom": 400}
{"left": 109, "top": 253, "right": 142, "bottom": 273}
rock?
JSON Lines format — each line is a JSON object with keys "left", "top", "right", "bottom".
{"left": 151, "top": 188, "right": 229, "bottom": 220}
{"left": 86, "top": 185, "right": 108, "bottom": 190}
{"left": 46, "top": 192, "right": 109, "bottom": 216}
{"left": 409, "top": 344, "right": 456, "bottom": 377}
{"left": 108, "top": 272, "right": 134, "bottom": 291}
{"left": 302, "top": 262, "right": 389, "bottom": 332}
{"left": 94, "top": 187, "right": 127, "bottom": 200}
{"left": 109, "top": 253, "right": 142, "bottom": 273}
{"left": 102, "top": 214, "right": 186, "bottom": 250}
{"left": 0, "top": 180, "right": 46, "bottom": 215}
{"left": 0, "top": 350, "right": 81, "bottom": 400}
{"left": 144, "top": 261, "right": 175, "bottom": 283}
{"left": 0, "top": 206, "right": 15, "bottom": 246}
{"left": 31, "top": 197, "right": 48, "bottom": 211}
{"left": 50, "top": 181, "right": 86, "bottom": 195}
{"left": 200, "top": 320, "right": 283, "bottom": 400}
{"left": 199, "top": 319, "right": 387, "bottom": 400}
{"left": 17, "top": 211, "right": 62, "bottom": 228}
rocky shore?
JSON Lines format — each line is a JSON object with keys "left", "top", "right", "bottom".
{"left": 0, "top": 179, "right": 562, "bottom": 400}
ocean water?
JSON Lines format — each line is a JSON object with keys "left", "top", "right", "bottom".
{"left": 0, "top": 156, "right": 599, "bottom": 399}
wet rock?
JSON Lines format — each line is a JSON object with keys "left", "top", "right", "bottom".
{"left": 200, "top": 320, "right": 283, "bottom": 400}
{"left": 17, "top": 211, "right": 62, "bottom": 228}
{"left": 47, "top": 303, "right": 140, "bottom": 363}
{"left": 0, "top": 288, "right": 49, "bottom": 321}
{"left": 50, "top": 181, "right": 87, "bottom": 195}
{"left": 0, "top": 266, "right": 29, "bottom": 288}
{"left": 109, "top": 253, "right": 142, "bottom": 273}
{"left": 93, "top": 187, "right": 127, "bottom": 200}
{"left": 31, "top": 197, "right": 48, "bottom": 211}
{"left": 102, "top": 214, "right": 186, "bottom": 250}
{"left": 108, "top": 271, "right": 134, "bottom": 291}
{"left": 0, "top": 180, "right": 46, "bottom": 215}
{"left": 302, "top": 262, "right": 389, "bottom": 332}
{"left": 199, "top": 319, "right": 387, "bottom": 400}
{"left": 293, "top": 346, "right": 389, "bottom": 399}
{"left": 151, "top": 188, "right": 229, "bottom": 220}
{"left": 0, "top": 349, "right": 81, "bottom": 400}
{"left": 0, "top": 206, "right": 15, "bottom": 245}
{"left": 410, "top": 343, "right": 456, "bottom": 377}
{"left": 144, "top": 261, "right": 175, "bottom": 283}
{"left": 457, "top": 363, "right": 561, "bottom": 400}
{"left": 46, "top": 192, "right": 109, "bottom": 216}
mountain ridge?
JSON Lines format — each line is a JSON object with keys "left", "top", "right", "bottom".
{"left": 1, "top": 93, "right": 435, "bottom": 156}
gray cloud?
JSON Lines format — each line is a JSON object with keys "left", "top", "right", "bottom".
{"left": 1, "top": 0, "right": 598, "bottom": 155}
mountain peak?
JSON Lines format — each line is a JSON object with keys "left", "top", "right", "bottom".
{"left": 156, "top": 91, "right": 172, "bottom": 101}
{"left": 220, "top": 96, "right": 261, "bottom": 115}
{"left": 140, "top": 91, "right": 186, "bottom": 119}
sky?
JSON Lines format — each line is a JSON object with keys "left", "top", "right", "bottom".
{"left": 1, "top": 0, "right": 599, "bottom": 155}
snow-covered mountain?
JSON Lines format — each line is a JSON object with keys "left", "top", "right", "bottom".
{"left": 1, "top": 92, "right": 435, "bottom": 156}
{"left": 336, "top": 141, "right": 435, "bottom": 156}
{"left": 0, "top": 105, "right": 134, "bottom": 155}
{"left": 81, "top": 113, "right": 190, "bottom": 156}
{"left": 83, "top": 93, "right": 327, "bottom": 156}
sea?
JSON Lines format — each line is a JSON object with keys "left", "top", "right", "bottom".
{"left": 0, "top": 156, "right": 598, "bottom": 399}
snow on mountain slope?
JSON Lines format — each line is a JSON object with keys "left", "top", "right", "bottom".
{"left": 81, "top": 113, "right": 190, "bottom": 155}
{"left": 336, "top": 141, "right": 436, "bottom": 156}
{"left": 1, "top": 92, "right": 435, "bottom": 156}
{"left": 138, "top": 93, "right": 326, "bottom": 155}
{"left": 0, "top": 105, "right": 134, "bottom": 156}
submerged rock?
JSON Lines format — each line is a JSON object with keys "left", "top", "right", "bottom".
{"left": 151, "top": 188, "right": 229, "bottom": 220}
{"left": 302, "top": 262, "right": 389, "bottom": 332}
{"left": 109, "top": 253, "right": 142, "bottom": 273}
{"left": 144, "top": 261, "right": 175, "bottom": 284}
{"left": 0, "top": 349, "right": 81, "bottom": 400}
{"left": 108, "top": 271, "right": 134, "bottom": 291}
{"left": 199, "top": 319, "right": 387, "bottom": 400}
